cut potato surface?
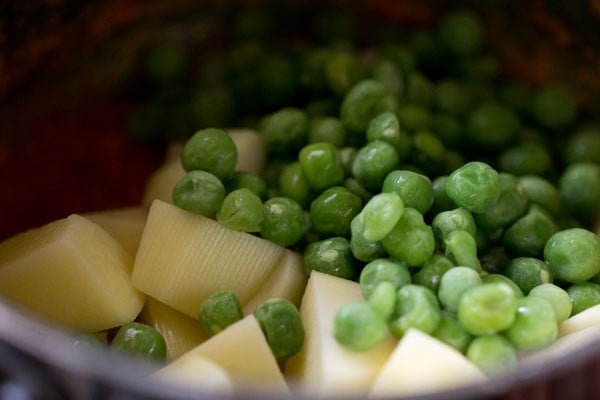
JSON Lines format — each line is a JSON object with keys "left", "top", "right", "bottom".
{"left": 132, "top": 200, "right": 286, "bottom": 318}
{"left": 138, "top": 297, "right": 208, "bottom": 362}
{"left": 369, "top": 328, "right": 487, "bottom": 398}
{"left": 0, "top": 214, "right": 144, "bottom": 332}
{"left": 142, "top": 160, "right": 185, "bottom": 207}
{"left": 182, "top": 314, "right": 290, "bottom": 395}
{"left": 558, "top": 304, "right": 600, "bottom": 337}
{"left": 83, "top": 206, "right": 148, "bottom": 257}
{"left": 227, "top": 128, "right": 267, "bottom": 174}
{"left": 286, "top": 271, "right": 396, "bottom": 397}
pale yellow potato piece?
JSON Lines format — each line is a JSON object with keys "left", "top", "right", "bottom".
{"left": 138, "top": 297, "right": 208, "bottom": 362}
{"left": 185, "top": 314, "right": 290, "bottom": 395}
{"left": 369, "top": 328, "right": 487, "bottom": 398}
{"left": 285, "top": 271, "right": 396, "bottom": 397}
{"left": 0, "top": 214, "right": 144, "bottom": 331}
{"left": 558, "top": 303, "right": 600, "bottom": 337}
{"left": 82, "top": 207, "right": 148, "bottom": 257}
{"left": 142, "top": 160, "right": 185, "bottom": 207}
{"left": 150, "top": 353, "right": 234, "bottom": 394}
{"left": 132, "top": 200, "right": 286, "bottom": 318}
{"left": 227, "top": 128, "right": 266, "bottom": 174}
{"left": 243, "top": 250, "right": 307, "bottom": 314}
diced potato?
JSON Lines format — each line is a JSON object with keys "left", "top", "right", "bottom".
{"left": 285, "top": 271, "right": 396, "bottom": 397}
{"left": 227, "top": 128, "right": 267, "bottom": 174}
{"left": 183, "top": 314, "right": 290, "bottom": 395}
{"left": 0, "top": 215, "right": 144, "bottom": 332}
{"left": 132, "top": 200, "right": 286, "bottom": 318}
{"left": 369, "top": 328, "right": 487, "bottom": 398}
{"left": 82, "top": 207, "right": 148, "bottom": 257}
{"left": 243, "top": 250, "right": 307, "bottom": 315}
{"left": 150, "top": 353, "right": 234, "bottom": 394}
{"left": 558, "top": 304, "right": 600, "bottom": 337}
{"left": 142, "top": 160, "right": 185, "bottom": 207}
{"left": 138, "top": 297, "right": 208, "bottom": 361}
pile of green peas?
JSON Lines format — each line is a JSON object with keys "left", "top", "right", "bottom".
{"left": 165, "top": 8, "right": 600, "bottom": 375}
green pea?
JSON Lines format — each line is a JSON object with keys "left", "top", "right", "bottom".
{"left": 439, "top": 10, "right": 483, "bottom": 55}
{"left": 409, "top": 130, "right": 446, "bottom": 177}
{"left": 324, "top": 48, "right": 366, "bottom": 96}
{"left": 367, "top": 281, "right": 399, "bottom": 319}
{"left": 366, "top": 112, "right": 412, "bottom": 160}
{"left": 481, "top": 274, "right": 524, "bottom": 299}
{"left": 381, "top": 208, "right": 435, "bottom": 267}
{"left": 261, "top": 197, "right": 306, "bottom": 247}
{"left": 254, "top": 299, "right": 304, "bottom": 360}
{"left": 445, "top": 161, "right": 502, "bottom": 214}
{"left": 111, "top": 322, "right": 167, "bottom": 362}
{"left": 433, "top": 311, "right": 473, "bottom": 354}
{"left": 458, "top": 282, "right": 518, "bottom": 335}
{"left": 360, "top": 192, "right": 405, "bottom": 242}
{"left": 505, "top": 296, "right": 558, "bottom": 350}
{"left": 396, "top": 103, "right": 431, "bottom": 132}
{"left": 180, "top": 128, "right": 237, "bottom": 180}
{"left": 303, "top": 237, "right": 357, "bottom": 279}
{"left": 430, "top": 113, "right": 463, "bottom": 148}
{"left": 498, "top": 142, "right": 553, "bottom": 176}
{"left": 278, "top": 162, "right": 314, "bottom": 208}
{"left": 429, "top": 175, "right": 457, "bottom": 216}
{"left": 518, "top": 175, "right": 562, "bottom": 217}
{"left": 544, "top": 228, "right": 600, "bottom": 283}
{"left": 373, "top": 59, "right": 405, "bottom": 99}
{"left": 567, "top": 282, "right": 600, "bottom": 315}
{"left": 340, "top": 79, "right": 397, "bottom": 137}
{"left": 216, "top": 188, "right": 264, "bottom": 232}
{"left": 224, "top": 171, "right": 268, "bottom": 201}
{"left": 382, "top": 170, "right": 433, "bottom": 215}
{"left": 533, "top": 85, "right": 578, "bottom": 130}
{"left": 473, "top": 173, "right": 529, "bottom": 231}
{"left": 444, "top": 230, "right": 482, "bottom": 272}
{"left": 502, "top": 205, "right": 559, "bottom": 258}
{"left": 466, "top": 335, "right": 518, "bottom": 376}
{"left": 343, "top": 177, "right": 374, "bottom": 204}
{"left": 198, "top": 290, "right": 244, "bottom": 337}
{"left": 334, "top": 301, "right": 388, "bottom": 351}
{"left": 412, "top": 254, "right": 455, "bottom": 294}
{"left": 309, "top": 186, "right": 362, "bottom": 237}
{"left": 339, "top": 147, "right": 358, "bottom": 177}
{"left": 431, "top": 207, "right": 477, "bottom": 249}
{"left": 434, "top": 79, "right": 473, "bottom": 116}
{"left": 505, "top": 257, "right": 553, "bottom": 295}
{"left": 352, "top": 140, "right": 400, "bottom": 192}
{"left": 349, "top": 213, "right": 386, "bottom": 262}
{"left": 559, "top": 162, "right": 600, "bottom": 220}
{"left": 564, "top": 127, "right": 600, "bottom": 165}
{"left": 479, "top": 248, "right": 512, "bottom": 275}
{"left": 308, "top": 117, "right": 347, "bottom": 147}
{"left": 145, "top": 43, "right": 187, "bottom": 83}
{"left": 529, "top": 283, "right": 572, "bottom": 323}
{"left": 438, "top": 266, "right": 482, "bottom": 312}
{"left": 172, "top": 170, "right": 225, "bottom": 216}
{"left": 360, "top": 258, "right": 411, "bottom": 300}
{"left": 261, "top": 107, "right": 309, "bottom": 154}
{"left": 389, "top": 284, "right": 441, "bottom": 338}
{"left": 404, "top": 72, "right": 435, "bottom": 106}
{"left": 299, "top": 142, "right": 345, "bottom": 192}
{"left": 443, "top": 149, "right": 466, "bottom": 176}
{"left": 466, "top": 103, "right": 520, "bottom": 148}
{"left": 257, "top": 54, "right": 298, "bottom": 108}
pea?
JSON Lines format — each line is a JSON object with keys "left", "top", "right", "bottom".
{"left": 366, "top": 112, "right": 412, "bottom": 160}
{"left": 438, "top": 10, "right": 484, "bottom": 55}
{"left": 544, "top": 228, "right": 600, "bottom": 283}
{"left": 278, "top": 162, "right": 314, "bottom": 208}
{"left": 505, "top": 296, "right": 558, "bottom": 350}
{"left": 111, "top": 322, "right": 167, "bottom": 362}
{"left": 360, "top": 192, "right": 405, "bottom": 242}
{"left": 217, "top": 188, "right": 264, "bottom": 232}
{"left": 299, "top": 142, "right": 345, "bottom": 192}
{"left": 390, "top": 284, "right": 441, "bottom": 338}
{"left": 343, "top": 177, "right": 373, "bottom": 204}
{"left": 339, "top": 147, "right": 358, "bottom": 177}
{"left": 479, "top": 247, "right": 512, "bottom": 275}
{"left": 529, "top": 283, "right": 572, "bottom": 323}
{"left": 309, "top": 186, "right": 362, "bottom": 237}
{"left": 145, "top": 43, "right": 187, "bottom": 83}
{"left": 457, "top": 282, "right": 518, "bottom": 335}
{"left": 198, "top": 290, "right": 244, "bottom": 337}
{"left": 433, "top": 311, "right": 473, "bottom": 354}
{"left": 380, "top": 208, "right": 435, "bottom": 267}
{"left": 481, "top": 274, "right": 524, "bottom": 299}
{"left": 473, "top": 173, "right": 529, "bottom": 231}
{"left": 564, "top": 127, "right": 600, "bottom": 165}
{"left": 567, "top": 282, "right": 600, "bottom": 315}
{"left": 466, "top": 335, "right": 518, "bottom": 376}
{"left": 412, "top": 254, "right": 455, "bottom": 294}
{"left": 505, "top": 257, "right": 553, "bottom": 295}
{"left": 254, "top": 299, "right": 304, "bottom": 360}
{"left": 502, "top": 205, "right": 559, "bottom": 258}
{"left": 434, "top": 79, "right": 473, "bottom": 116}
{"left": 438, "top": 266, "right": 482, "bottom": 312}
{"left": 360, "top": 258, "right": 411, "bottom": 300}
{"left": 367, "top": 281, "right": 399, "bottom": 319}
{"left": 373, "top": 59, "right": 405, "bottom": 99}
{"left": 340, "top": 79, "right": 397, "bottom": 137}
{"left": 382, "top": 170, "right": 433, "bottom": 215}
{"left": 334, "top": 301, "right": 388, "bottom": 351}
{"left": 404, "top": 72, "right": 434, "bottom": 106}
{"left": 518, "top": 175, "right": 562, "bottom": 217}
{"left": 396, "top": 103, "right": 431, "bottom": 132}
{"left": 261, "top": 107, "right": 309, "bottom": 154}
{"left": 430, "top": 175, "right": 457, "bottom": 215}
{"left": 558, "top": 162, "right": 600, "bottom": 220}
{"left": 303, "top": 237, "right": 356, "bottom": 279}
{"left": 430, "top": 113, "right": 463, "bottom": 148}
{"left": 466, "top": 103, "right": 520, "bottom": 148}
{"left": 224, "top": 171, "right": 268, "bottom": 201}
{"left": 349, "top": 213, "right": 386, "bottom": 262}
{"left": 308, "top": 117, "right": 347, "bottom": 147}
{"left": 352, "top": 140, "right": 400, "bottom": 191}
{"left": 431, "top": 207, "right": 477, "bottom": 249}
{"left": 261, "top": 197, "right": 306, "bottom": 247}
{"left": 498, "top": 142, "right": 553, "bottom": 177}
{"left": 180, "top": 128, "right": 238, "bottom": 180}
{"left": 172, "top": 170, "right": 225, "bottom": 216}
{"left": 533, "top": 85, "right": 578, "bottom": 130}
{"left": 445, "top": 161, "right": 502, "bottom": 214}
